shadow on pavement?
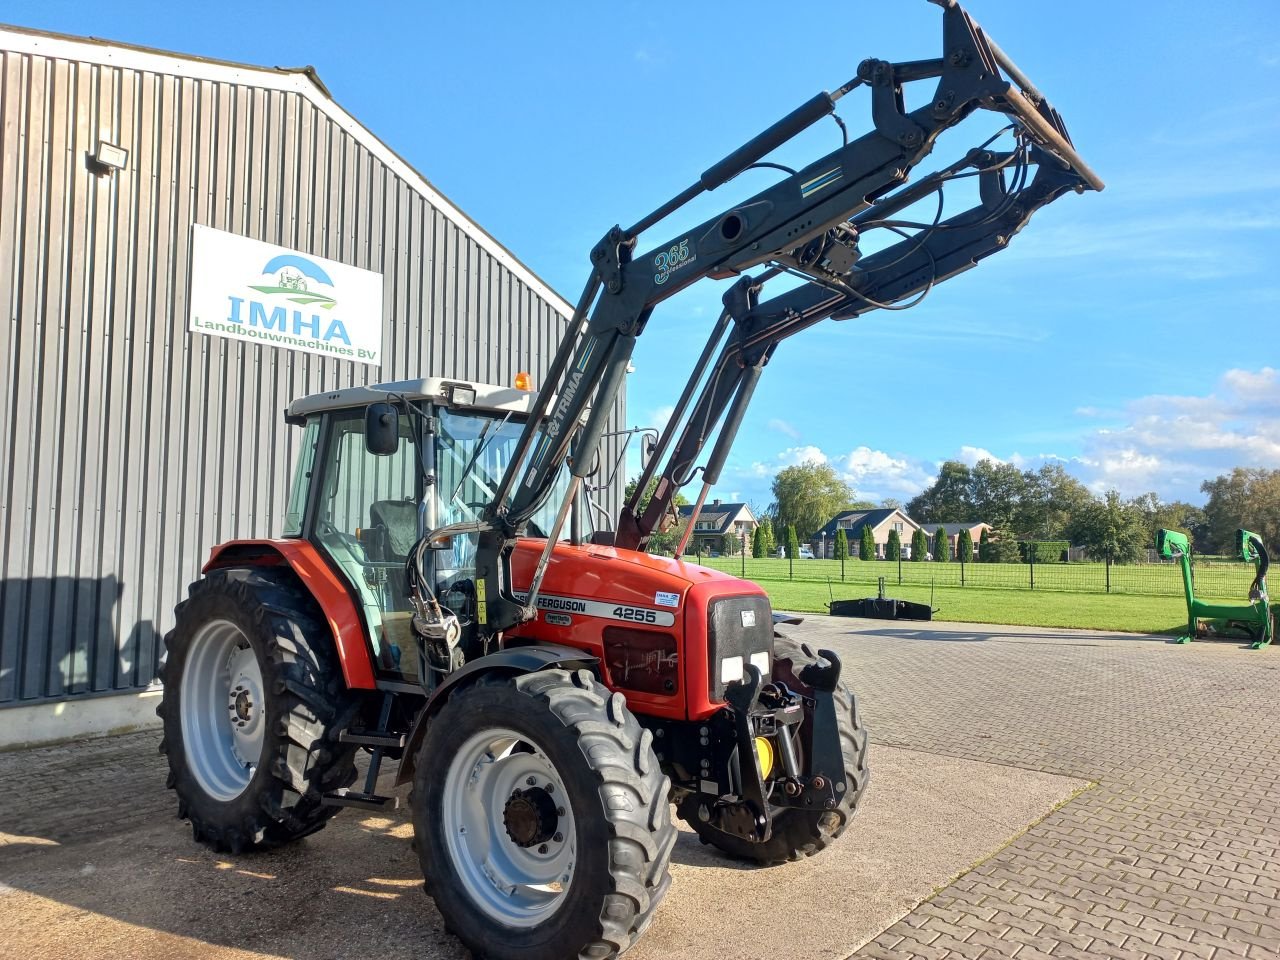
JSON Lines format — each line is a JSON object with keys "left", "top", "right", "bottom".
{"left": 0, "top": 805, "right": 458, "bottom": 960}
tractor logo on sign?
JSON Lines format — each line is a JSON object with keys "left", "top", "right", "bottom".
{"left": 189, "top": 225, "right": 383, "bottom": 366}
{"left": 250, "top": 255, "right": 338, "bottom": 309}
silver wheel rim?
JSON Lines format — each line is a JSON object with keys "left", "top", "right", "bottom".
{"left": 179, "top": 619, "right": 266, "bottom": 802}
{"left": 442, "top": 726, "right": 577, "bottom": 927}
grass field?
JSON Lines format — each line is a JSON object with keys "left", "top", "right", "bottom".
{"left": 752, "top": 579, "right": 1190, "bottom": 635}
{"left": 693, "top": 555, "right": 1255, "bottom": 601}
{"left": 673, "top": 556, "right": 1268, "bottom": 635}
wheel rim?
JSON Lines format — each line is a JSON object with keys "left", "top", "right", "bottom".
{"left": 441, "top": 726, "right": 577, "bottom": 927}
{"left": 179, "top": 619, "right": 266, "bottom": 802}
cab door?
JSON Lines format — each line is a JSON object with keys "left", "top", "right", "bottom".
{"left": 308, "top": 409, "right": 423, "bottom": 684}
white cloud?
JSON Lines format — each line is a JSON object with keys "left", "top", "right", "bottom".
{"left": 1067, "top": 366, "right": 1280, "bottom": 496}
{"left": 957, "top": 446, "right": 1004, "bottom": 466}
{"left": 966, "top": 367, "right": 1280, "bottom": 498}
{"left": 644, "top": 405, "right": 675, "bottom": 429}
{"left": 740, "top": 443, "right": 934, "bottom": 504}
{"left": 777, "top": 445, "right": 827, "bottom": 466}
{"left": 743, "top": 444, "right": 829, "bottom": 480}
{"left": 767, "top": 418, "right": 801, "bottom": 440}
{"left": 838, "top": 446, "right": 935, "bottom": 500}
{"left": 1222, "top": 366, "right": 1279, "bottom": 404}
{"left": 720, "top": 367, "right": 1280, "bottom": 510}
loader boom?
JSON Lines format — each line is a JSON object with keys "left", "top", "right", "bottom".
{"left": 422, "top": 0, "right": 1103, "bottom": 638}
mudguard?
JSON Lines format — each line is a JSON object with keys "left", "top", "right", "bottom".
{"left": 394, "top": 643, "right": 600, "bottom": 786}
{"left": 204, "top": 539, "right": 377, "bottom": 690}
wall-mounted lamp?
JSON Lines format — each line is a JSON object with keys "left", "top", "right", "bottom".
{"left": 92, "top": 140, "right": 129, "bottom": 172}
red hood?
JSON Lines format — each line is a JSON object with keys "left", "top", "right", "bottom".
{"left": 509, "top": 539, "right": 754, "bottom": 604}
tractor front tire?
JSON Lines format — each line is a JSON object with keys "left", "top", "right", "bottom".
{"left": 414, "top": 669, "right": 676, "bottom": 960}
{"left": 685, "top": 636, "right": 869, "bottom": 865}
{"left": 158, "top": 567, "right": 361, "bottom": 852}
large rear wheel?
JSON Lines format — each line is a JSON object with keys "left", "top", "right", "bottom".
{"left": 158, "top": 568, "right": 361, "bottom": 852}
{"left": 684, "top": 636, "right": 869, "bottom": 864}
{"left": 414, "top": 669, "right": 676, "bottom": 960}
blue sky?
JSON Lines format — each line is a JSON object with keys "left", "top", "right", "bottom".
{"left": 14, "top": 0, "right": 1278, "bottom": 509}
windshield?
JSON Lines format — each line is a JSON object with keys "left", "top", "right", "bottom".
{"left": 435, "top": 406, "right": 590, "bottom": 541}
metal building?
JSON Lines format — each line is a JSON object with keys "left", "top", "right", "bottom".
{"left": 0, "top": 25, "right": 618, "bottom": 740}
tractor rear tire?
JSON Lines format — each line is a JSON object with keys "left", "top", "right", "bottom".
{"left": 414, "top": 669, "right": 676, "bottom": 960}
{"left": 685, "top": 636, "right": 869, "bottom": 865}
{"left": 158, "top": 567, "right": 361, "bottom": 852}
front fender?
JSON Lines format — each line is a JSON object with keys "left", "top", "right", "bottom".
{"left": 394, "top": 644, "right": 599, "bottom": 787}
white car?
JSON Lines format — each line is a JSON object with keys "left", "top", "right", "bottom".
{"left": 777, "top": 545, "right": 816, "bottom": 559}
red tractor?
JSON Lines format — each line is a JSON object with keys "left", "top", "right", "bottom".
{"left": 159, "top": 4, "right": 1101, "bottom": 957}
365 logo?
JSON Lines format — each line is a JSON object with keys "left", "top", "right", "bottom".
{"left": 654, "top": 239, "right": 694, "bottom": 285}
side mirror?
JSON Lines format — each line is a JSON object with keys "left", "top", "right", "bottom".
{"left": 365, "top": 402, "right": 400, "bottom": 456}
{"left": 641, "top": 430, "right": 659, "bottom": 470}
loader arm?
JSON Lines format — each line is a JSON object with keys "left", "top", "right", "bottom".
{"left": 421, "top": 0, "right": 1102, "bottom": 638}
{"left": 619, "top": 143, "right": 1086, "bottom": 548}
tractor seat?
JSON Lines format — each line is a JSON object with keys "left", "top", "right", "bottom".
{"left": 369, "top": 500, "right": 420, "bottom": 561}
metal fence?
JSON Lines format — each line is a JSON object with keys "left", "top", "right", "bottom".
{"left": 697, "top": 554, "right": 1259, "bottom": 600}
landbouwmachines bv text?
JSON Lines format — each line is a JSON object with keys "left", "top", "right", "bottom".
{"left": 159, "top": 3, "right": 1102, "bottom": 957}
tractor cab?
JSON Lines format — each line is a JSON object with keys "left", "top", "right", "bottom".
{"left": 282, "top": 376, "right": 590, "bottom": 685}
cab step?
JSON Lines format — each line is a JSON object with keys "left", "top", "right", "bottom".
{"left": 322, "top": 788, "right": 399, "bottom": 811}
{"left": 339, "top": 728, "right": 407, "bottom": 749}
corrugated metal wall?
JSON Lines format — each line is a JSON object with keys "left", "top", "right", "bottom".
{"left": 0, "top": 39, "right": 624, "bottom": 707}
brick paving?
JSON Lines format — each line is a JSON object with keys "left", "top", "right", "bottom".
{"left": 802, "top": 620, "right": 1280, "bottom": 960}
{"left": 3, "top": 619, "right": 1279, "bottom": 960}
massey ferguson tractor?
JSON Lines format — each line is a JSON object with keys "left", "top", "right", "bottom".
{"left": 159, "top": 3, "right": 1102, "bottom": 957}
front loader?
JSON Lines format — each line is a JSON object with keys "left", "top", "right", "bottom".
{"left": 158, "top": 4, "right": 1102, "bottom": 958}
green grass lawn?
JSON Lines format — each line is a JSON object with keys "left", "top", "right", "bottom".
{"left": 738, "top": 578, "right": 1191, "bottom": 635}
{"left": 696, "top": 555, "right": 1254, "bottom": 601}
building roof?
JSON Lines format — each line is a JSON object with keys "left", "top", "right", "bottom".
{"left": 0, "top": 22, "right": 573, "bottom": 319}
{"left": 923, "top": 522, "right": 992, "bottom": 535}
{"left": 813, "top": 508, "right": 900, "bottom": 541}
{"left": 678, "top": 501, "right": 753, "bottom": 537}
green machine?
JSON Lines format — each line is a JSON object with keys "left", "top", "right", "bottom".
{"left": 1157, "top": 528, "right": 1274, "bottom": 649}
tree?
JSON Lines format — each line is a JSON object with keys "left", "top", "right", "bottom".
{"left": 969, "top": 459, "right": 1026, "bottom": 531}
{"left": 720, "top": 532, "right": 740, "bottom": 556}
{"left": 978, "top": 527, "right": 992, "bottom": 562}
{"left": 771, "top": 461, "right": 856, "bottom": 541}
{"left": 834, "top": 527, "right": 848, "bottom": 560}
{"left": 758, "top": 516, "right": 777, "bottom": 557}
{"left": 957, "top": 528, "right": 974, "bottom": 563}
{"left": 907, "top": 460, "right": 973, "bottom": 523}
{"left": 1200, "top": 468, "right": 1280, "bottom": 554}
{"left": 624, "top": 476, "right": 689, "bottom": 555}
{"left": 1013, "top": 463, "right": 1093, "bottom": 540}
{"left": 624, "top": 476, "right": 689, "bottom": 513}
{"left": 910, "top": 528, "right": 928, "bottom": 562}
{"left": 880, "top": 498, "right": 901, "bottom": 510}
{"left": 751, "top": 525, "right": 766, "bottom": 558}
{"left": 860, "top": 524, "right": 876, "bottom": 561}
{"left": 984, "top": 527, "right": 1023, "bottom": 564}
{"left": 1066, "top": 490, "right": 1148, "bottom": 564}
{"left": 885, "top": 528, "right": 901, "bottom": 561}
{"left": 786, "top": 524, "right": 801, "bottom": 560}
{"left": 934, "top": 526, "right": 951, "bottom": 562}
{"left": 1129, "top": 492, "right": 1209, "bottom": 553}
